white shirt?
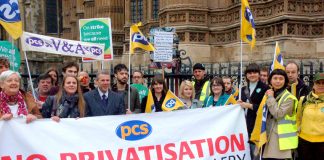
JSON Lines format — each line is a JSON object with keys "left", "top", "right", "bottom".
{"left": 9, "top": 104, "right": 19, "bottom": 118}
{"left": 8, "top": 102, "right": 27, "bottom": 118}
{"left": 97, "top": 88, "right": 108, "bottom": 100}
{"left": 249, "top": 81, "right": 258, "bottom": 96}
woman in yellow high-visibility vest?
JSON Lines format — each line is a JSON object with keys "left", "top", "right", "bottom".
{"left": 263, "top": 69, "right": 298, "bottom": 160}
{"left": 297, "top": 72, "right": 324, "bottom": 160}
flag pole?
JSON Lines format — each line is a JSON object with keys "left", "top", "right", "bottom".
{"left": 128, "top": 25, "right": 132, "bottom": 113}
{"left": 10, "top": 38, "right": 16, "bottom": 71}
{"left": 259, "top": 145, "right": 263, "bottom": 160}
{"left": 23, "top": 51, "right": 37, "bottom": 100}
{"left": 239, "top": 5, "right": 243, "bottom": 101}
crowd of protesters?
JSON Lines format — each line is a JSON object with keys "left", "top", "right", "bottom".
{"left": 0, "top": 56, "right": 323, "bottom": 160}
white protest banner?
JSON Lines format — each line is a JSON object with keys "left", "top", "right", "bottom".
{"left": 20, "top": 32, "right": 105, "bottom": 60}
{"left": 0, "top": 105, "right": 250, "bottom": 160}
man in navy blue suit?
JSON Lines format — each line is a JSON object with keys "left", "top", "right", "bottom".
{"left": 84, "top": 71, "right": 125, "bottom": 116}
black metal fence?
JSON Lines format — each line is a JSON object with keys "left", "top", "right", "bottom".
{"left": 21, "top": 61, "right": 324, "bottom": 94}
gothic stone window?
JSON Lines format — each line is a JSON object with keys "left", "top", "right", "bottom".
{"left": 46, "top": 0, "right": 62, "bottom": 34}
{"left": 130, "top": 0, "right": 143, "bottom": 23}
{"left": 152, "top": 0, "right": 159, "bottom": 20}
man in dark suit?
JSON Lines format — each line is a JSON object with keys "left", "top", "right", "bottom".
{"left": 84, "top": 71, "right": 126, "bottom": 116}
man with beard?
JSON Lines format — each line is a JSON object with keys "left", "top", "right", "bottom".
{"left": 192, "top": 63, "right": 210, "bottom": 102}
{"left": 34, "top": 73, "right": 53, "bottom": 112}
{"left": 112, "top": 64, "right": 141, "bottom": 113}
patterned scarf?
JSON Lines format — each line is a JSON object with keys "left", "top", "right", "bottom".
{"left": 305, "top": 92, "right": 324, "bottom": 105}
{"left": 0, "top": 91, "right": 28, "bottom": 116}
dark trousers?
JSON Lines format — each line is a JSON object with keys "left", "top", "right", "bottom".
{"left": 298, "top": 138, "right": 324, "bottom": 160}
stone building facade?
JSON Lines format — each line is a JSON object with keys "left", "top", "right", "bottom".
{"left": 64, "top": 0, "right": 324, "bottom": 68}
{"left": 1, "top": 0, "right": 324, "bottom": 73}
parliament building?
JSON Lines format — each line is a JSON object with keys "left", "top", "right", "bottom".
{"left": 2, "top": 0, "right": 324, "bottom": 72}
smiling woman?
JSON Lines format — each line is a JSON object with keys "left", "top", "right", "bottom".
{"left": 297, "top": 72, "right": 324, "bottom": 160}
{"left": 41, "top": 76, "right": 85, "bottom": 122}
{"left": 0, "top": 70, "right": 41, "bottom": 123}
{"left": 262, "top": 69, "right": 298, "bottom": 159}
{"left": 141, "top": 75, "right": 168, "bottom": 113}
{"left": 203, "top": 77, "right": 229, "bottom": 108}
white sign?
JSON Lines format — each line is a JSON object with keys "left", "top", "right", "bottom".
{"left": 0, "top": 105, "right": 250, "bottom": 160}
{"left": 154, "top": 31, "right": 174, "bottom": 62}
{"left": 21, "top": 32, "right": 105, "bottom": 60}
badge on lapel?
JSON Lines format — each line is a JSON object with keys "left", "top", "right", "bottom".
{"left": 256, "top": 88, "right": 261, "bottom": 93}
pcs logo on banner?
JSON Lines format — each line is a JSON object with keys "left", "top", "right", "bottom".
{"left": 131, "top": 32, "right": 149, "bottom": 45}
{"left": 116, "top": 120, "right": 152, "bottom": 141}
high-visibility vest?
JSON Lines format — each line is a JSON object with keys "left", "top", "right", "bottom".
{"left": 192, "top": 81, "right": 210, "bottom": 102}
{"left": 277, "top": 89, "right": 298, "bottom": 150}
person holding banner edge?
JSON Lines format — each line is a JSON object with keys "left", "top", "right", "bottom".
{"left": 237, "top": 63, "right": 269, "bottom": 159}
{"left": 0, "top": 70, "right": 41, "bottom": 123}
{"left": 203, "top": 77, "right": 230, "bottom": 107}
{"left": 42, "top": 76, "right": 85, "bottom": 122}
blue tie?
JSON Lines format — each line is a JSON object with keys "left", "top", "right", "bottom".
{"left": 102, "top": 94, "right": 107, "bottom": 106}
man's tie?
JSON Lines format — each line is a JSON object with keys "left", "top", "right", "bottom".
{"left": 102, "top": 94, "right": 108, "bottom": 106}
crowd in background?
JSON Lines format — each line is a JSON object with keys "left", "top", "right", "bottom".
{"left": 0, "top": 56, "right": 323, "bottom": 160}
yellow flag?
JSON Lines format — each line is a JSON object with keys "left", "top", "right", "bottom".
{"left": 130, "top": 22, "right": 155, "bottom": 54}
{"left": 0, "top": 1, "right": 23, "bottom": 39}
{"left": 233, "top": 88, "right": 239, "bottom": 99}
{"left": 225, "top": 94, "right": 237, "bottom": 105}
{"left": 241, "top": 0, "right": 256, "bottom": 48}
{"left": 270, "top": 41, "right": 285, "bottom": 72}
{"left": 161, "top": 90, "right": 185, "bottom": 111}
{"left": 145, "top": 90, "right": 155, "bottom": 113}
{"left": 250, "top": 95, "right": 268, "bottom": 149}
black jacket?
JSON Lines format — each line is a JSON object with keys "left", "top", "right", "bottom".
{"left": 141, "top": 92, "right": 166, "bottom": 113}
{"left": 287, "top": 78, "right": 310, "bottom": 100}
{"left": 240, "top": 81, "right": 269, "bottom": 138}
{"left": 42, "top": 93, "right": 81, "bottom": 118}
